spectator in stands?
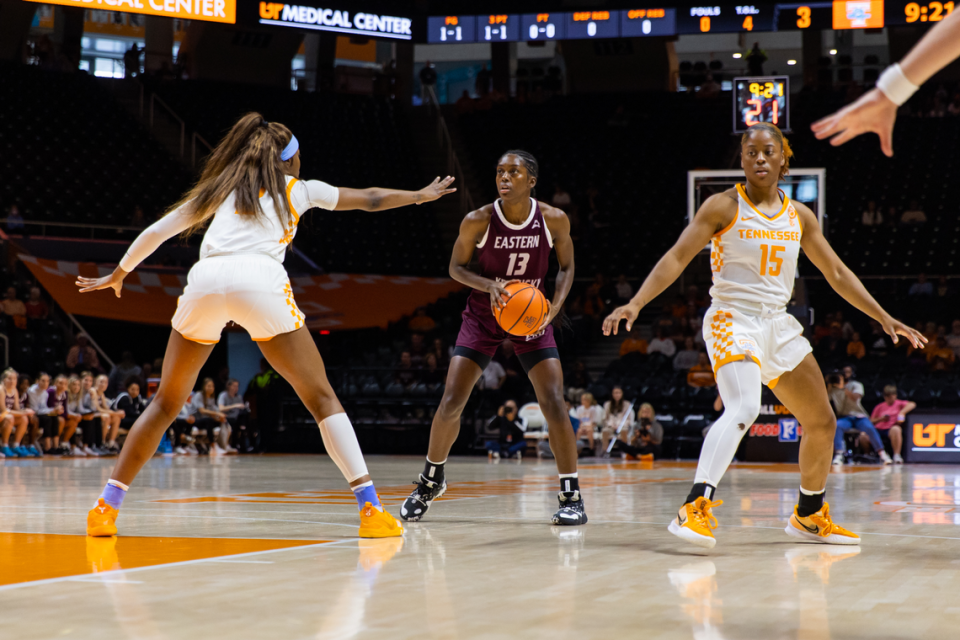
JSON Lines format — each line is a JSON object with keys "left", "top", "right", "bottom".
{"left": 6, "top": 204, "right": 24, "bottom": 232}
{"left": 574, "top": 392, "right": 604, "bottom": 453}
{"left": 614, "top": 403, "right": 663, "bottom": 460}
{"left": 93, "top": 374, "right": 123, "bottom": 453}
{"left": 908, "top": 273, "right": 934, "bottom": 297}
{"left": 172, "top": 393, "right": 198, "bottom": 454}
{"left": 869, "top": 384, "right": 915, "bottom": 464}
{"left": 885, "top": 204, "right": 900, "bottom": 227}
{"left": 901, "top": 200, "right": 927, "bottom": 225}
{"left": 827, "top": 370, "right": 891, "bottom": 464}
{"left": 432, "top": 337, "right": 451, "bottom": 366}
{"left": 615, "top": 275, "right": 633, "bottom": 305}
{"left": 454, "top": 90, "right": 475, "bottom": 115}
{"left": 65, "top": 376, "right": 98, "bottom": 456}
{"left": 217, "top": 379, "right": 245, "bottom": 453}
{"left": 600, "top": 386, "right": 635, "bottom": 452}
{"left": 861, "top": 200, "right": 882, "bottom": 226}
{"left": 17, "top": 374, "right": 42, "bottom": 455}
{"left": 107, "top": 351, "right": 141, "bottom": 396}
{"left": 936, "top": 275, "right": 952, "bottom": 298}
{"left": 49, "top": 375, "right": 78, "bottom": 455}
{"left": 409, "top": 333, "right": 427, "bottom": 365}
{"left": 551, "top": 184, "right": 572, "bottom": 210}
{"left": 66, "top": 333, "right": 100, "bottom": 374}
{"left": 408, "top": 308, "right": 436, "bottom": 333}
{"left": 673, "top": 337, "right": 701, "bottom": 370}
{"left": 834, "top": 311, "right": 855, "bottom": 340}
{"left": 867, "top": 320, "right": 893, "bottom": 357}
{"left": 847, "top": 332, "right": 866, "bottom": 360}
{"left": 566, "top": 360, "right": 591, "bottom": 403}
{"left": 28, "top": 373, "right": 60, "bottom": 455}
{"left": 816, "top": 323, "right": 848, "bottom": 362}
{"left": 485, "top": 399, "right": 527, "bottom": 460}
{"left": 1, "top": 369, "right": 36, "bottom": 457}
{"left": 478, "top": 355, "right": 506, "bottom": 407}
{"left": 113, "top": 377, "right": 146, "bottom": 449}
{"left": 926, "top": 336, "right": 956, "bottom": 371}
{"left": 946, "top": 319, "right": 960, "bottom": 357}
{"left": 420, "top": 352, "right": 445, "bottom": 392}
{"left": 648, "top": 327, "right": 677, "bottom": 358}
{"left": 687, "top": 352, "right": 716, "bottom": 388}
{"left": 475, "top": 64, "right": 491, "bottom": 96}
{"left": 2, "top": 286, "right": 27, "bottom": 329}
{"left": 419, "top": 61, "right": 437, "bottom": 102}
{"left": 394, "top": 351, "right": 419, "bottom": 391}
{"left": 746, "top": 43, "right": 767, "bottom": 75}
{"left": 123, "top": 43, "right": 141, "bottom": 78}
{"left": 619, "top": 325, "right": 648, "bottom": 357}
{"left": 698, "top": 73, "right": 721, "bottom": 99}
{"left": 190, "top": 378, "right": 229, "bottom": 455}
{"left": 24, "top": 287, "right": 48, "bottom": 320}
{"left": 582, "top": 282, "right": 606, "bottom": 330}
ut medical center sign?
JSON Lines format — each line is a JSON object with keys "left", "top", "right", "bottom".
{"left": 908, "top": 415, "right": 960, "bottom": 463}
{"left": 742, "top": 392, "right": 803, "bottom": 463}
{"left": 254, "top": 2, "right": 412, "bottom": 39}
{"left": 25, "top": 0, "right": 236, "bottom": 23}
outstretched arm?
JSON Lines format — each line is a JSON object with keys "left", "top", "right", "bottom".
{"left": 538, "top": 206, "right": 575, "bottom": 331}
{"left": 796, "top": 204, "right": 925, "bottom": 348}
{"left": 334, "top": 176, "right": 455, "bottom": 211}
{"left": 812, "top": 9, "right": 960, "bottom": 156}
{"left": 76, "top": 204, "right": 193, "bottom": 297}
{"left": 602, "top": 194, "right": 733, "bottom": 335}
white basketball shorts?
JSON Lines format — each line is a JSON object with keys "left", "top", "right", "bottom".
{"left": 702, "top": 303, "right": 812, "bottom": 388}
{"left": 172, "top": 255, "right": 305, "bottom": 344}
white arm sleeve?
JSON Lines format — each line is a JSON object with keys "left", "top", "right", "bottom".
{"left": 119, "top": 204, "right": 194, "bottom": 272}
{"left": 300, "top": 179, "right": 339, "bottom": 211}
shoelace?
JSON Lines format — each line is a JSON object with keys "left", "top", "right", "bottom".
{"left": 805, "top": 503, "right": 843, "bottom": 536}
{"left": 693, "top": 498, "right": 724, "bottom": 530}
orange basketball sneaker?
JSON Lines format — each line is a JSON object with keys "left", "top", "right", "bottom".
{"left": 668, "top": 497, "right": 723, "bottom": 549}
{"left": 785, "top": 502, "right": 860, "bottom": 545}
{"left": 87, "top": 498, "right": 119, "bottom": 537}
{"left": 358, "top": 502, "right": 404, "bottom": 538}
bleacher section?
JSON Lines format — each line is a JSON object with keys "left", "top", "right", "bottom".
{"left": 0, "top": 65, "right": 191, "bottom": 227}
{"left": 147, "top": 79, "right": 448, "bottom": 276}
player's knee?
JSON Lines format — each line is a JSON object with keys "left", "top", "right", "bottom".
{"left": 538, "top": 391, "right": 566, "bottom": 422}
{"left": 727, "top": 399, "right": 760, "bottom": 428}
{"left": 436, "top": 393, "right": 466, "bottom": 422}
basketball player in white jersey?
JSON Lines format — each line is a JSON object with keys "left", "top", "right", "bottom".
{"left": 812, "top": 9, "right": 960, "bottom": 155}
{"left": 77, "top": 112, "right": 455, "bottom": 539}
{"left": 603, "top": 123, "right": 925, "bottom": 549}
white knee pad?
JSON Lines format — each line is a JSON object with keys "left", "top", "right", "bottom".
{"left": 318, "top": 413, "right": 369, "bottom": 482}
{"left": 695, "top": 360, "right": 762, "bottom": 487}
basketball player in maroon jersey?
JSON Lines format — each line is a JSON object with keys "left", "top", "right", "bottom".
{"left": 401, "top": 150, "right": 586, "bottom": 525}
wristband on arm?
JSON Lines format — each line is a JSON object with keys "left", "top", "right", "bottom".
{"left": 876, "top": 63, "right": 919, "bottom": 106}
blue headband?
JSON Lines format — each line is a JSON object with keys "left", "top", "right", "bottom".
{"left": 281, "top": 134, "right": 299, "bottom": 162}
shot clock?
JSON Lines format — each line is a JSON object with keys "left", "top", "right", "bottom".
{"left": 733, "top": 76, "right": 790, "bottom": 133}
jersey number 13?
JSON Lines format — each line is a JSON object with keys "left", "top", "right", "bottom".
{"left": 506, "top": 252, "right": 530, "bottom": 277}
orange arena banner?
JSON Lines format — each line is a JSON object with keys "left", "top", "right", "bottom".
{"left": 20, "top": 256, "right": 465, "bottom": 331}
{"left": 24, "top": 0, "right": 237, "bottom": 25}
{"left": 832, "top": 0, "right": 885, "bottom": 29}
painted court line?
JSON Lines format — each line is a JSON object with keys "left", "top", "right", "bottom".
{"left": 0, "top": 507, "right": 360, "bottom": 529}
{"left": 0, "top": 539, "right": 357, "bottom": 593}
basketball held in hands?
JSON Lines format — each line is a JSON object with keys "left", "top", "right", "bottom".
{"left": 495, "top": 282, "right": 547, "bottom": 336}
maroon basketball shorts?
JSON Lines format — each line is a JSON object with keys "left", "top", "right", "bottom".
{"left": 454, "top": 304, "right": 559, "bottom": 372}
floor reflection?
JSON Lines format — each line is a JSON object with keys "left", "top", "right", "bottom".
{"left": 669, "top": 561, "right": 725, "bottom": 640}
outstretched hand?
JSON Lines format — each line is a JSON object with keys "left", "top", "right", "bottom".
{"left": 811, "top": 88, "right": 898, "bottom": 157}
{"left": 602, "top": 303, "right": 640, "bottom": 336}
{"left": 417, "top": 176, "right": 457, "bottom": 204}
{"left": 76, "top": 269, "right": 126, "bottom": 298}
{"left": 882, "top": 316, "right": 927, "bottom": 349}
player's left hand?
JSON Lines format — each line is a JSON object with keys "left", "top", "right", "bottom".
{"left": 811, "top": 88, "right": 898, "bottom": 157}
{"left": 76, "top": 268, "right": 127, "bottom": 298}
{"left": 882, "top": 315, "right": 927, "bottom": 348}
{"left": 417, "top": 176, "right": 457, "bottom": 204}
{"left": 535, "top": 299, "right": 555, "bottom": 333}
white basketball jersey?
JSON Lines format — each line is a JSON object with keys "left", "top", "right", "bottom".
{"left": 708, "top": 184, "right": 802, "bottom": 312}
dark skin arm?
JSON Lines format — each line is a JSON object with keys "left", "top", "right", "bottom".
{"left": 795, "top": 202, "right": 924, "bottom": 348}
{"left": 449, "top": 205, "right": 515, "bottom": 313}
{"left": 537, "top": 203, "right": 575, "bottom": 331}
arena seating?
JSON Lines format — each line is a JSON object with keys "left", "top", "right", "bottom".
{"left": 147, "top": 78, "right": 448, "bottom": 275}
{"left": 0, "top": 64, "right": 191, "bottom": 227}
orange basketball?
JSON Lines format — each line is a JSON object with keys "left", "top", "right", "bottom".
{"left": 495, "top": 282, "right": 547, "bottom": 336}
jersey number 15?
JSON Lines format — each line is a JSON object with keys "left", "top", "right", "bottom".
{"left": 759, "top": 244, "right": 785, "bottom": 276}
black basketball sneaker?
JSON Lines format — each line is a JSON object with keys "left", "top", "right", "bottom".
{"left": 399, "top": 475, "right": 447, "bottom": 522}
{"left": 552, "top": 490, "right": 588, "bottom": 525}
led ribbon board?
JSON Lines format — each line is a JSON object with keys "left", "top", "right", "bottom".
{"left": 24, "top": 0, "right": 236, "bottom": 24}
{"left": 258, "top": 3, "right": 412, "bottom": 39}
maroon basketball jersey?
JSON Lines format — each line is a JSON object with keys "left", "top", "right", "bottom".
{"left": 467, "top": 198, "right": 553, "bottom": 315}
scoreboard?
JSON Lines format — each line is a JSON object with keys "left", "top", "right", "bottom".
{"left": 426, "top": 1, "right": 955, "bottom": 41}
{"left": 733, "top": 76, "right": 790, "bottom": 133}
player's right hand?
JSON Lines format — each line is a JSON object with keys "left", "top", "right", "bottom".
{"left": 487, "top": 280, "right": 516, "bottom": 314}
{"left": 76, "top": 267, "right": 127, "bottom": 298}
{"left": 811, "top": 88, "right": 898, "bottom": 157}
{"left": 602, "top": 304, "right": 640, "bottom": 336}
